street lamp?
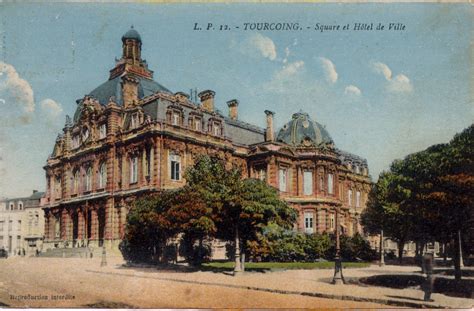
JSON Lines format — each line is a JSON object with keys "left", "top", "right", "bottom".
{"left": 332, "top": 205, "right": 345, "bottom": 284}
{"left": 379, "top": 229, "right": 385, "bottom": 266}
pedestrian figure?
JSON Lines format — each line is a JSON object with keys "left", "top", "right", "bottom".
{"left": 422, "top": 253, "right": 435, "bottom": 302}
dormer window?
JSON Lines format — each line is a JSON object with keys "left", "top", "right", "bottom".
{"left": 355, "top": 165, "right": 360, "bottom": 174}
{"left": 72, "top": 135, "right": 80, "bottom": 149}
{"left": 172, "top": 112, "right": 180, "bottom": 126}
{"left": 82, "top": 127, "right": 90, "bottom": 141}
{"left": 130, "top": 113, "right": 139, "bottom": 129}
{"left": 194, "top": 117, "right": 202, "bottom": 131}
{"left": 212, "top": 122, "right": 221, "bottom": 136}
{"left": 99, "top": 123, "right": 107, "bottom": 139}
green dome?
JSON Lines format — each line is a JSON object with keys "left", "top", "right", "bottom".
{"left": 122, "top": 26, "right": 141, "bottom": 43}
{"left": 276, "top": 111, "right": 334, "bottom": 147}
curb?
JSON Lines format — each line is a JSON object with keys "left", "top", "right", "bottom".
{"left": 86, "top": 269, "right": 450, "bottom": 308}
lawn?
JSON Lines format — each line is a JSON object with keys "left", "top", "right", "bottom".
{"left": 202, "top": 261, "right": 370, "bottom": 270}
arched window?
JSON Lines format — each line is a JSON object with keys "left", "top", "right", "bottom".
{"left": 72, "top": 170, "right": 80, "bottom": 194}
{"left": 18, "top": 202, "right": 23, "bottom": 210}
{"left": 85, "top": 167, "right": 92, "bottom": 192}
{"left": 98, "top": 162, "right": 107, "bottom": 189}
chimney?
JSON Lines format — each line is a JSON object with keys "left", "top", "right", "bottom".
{"left": 198, "top": 90, "right": 215, "bottom": 112}
{"left": 264, "top": 110, "right": 275, "bottom": 142}
{"left": 226, "top": 99, "right": 239, "bottom": 120}
{"left": 122, "top": 74, "right": 139, "bottom": 108}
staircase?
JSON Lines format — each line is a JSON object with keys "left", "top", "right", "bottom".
{"left": 38, "top": 247, "right": 102, "bottom": 258}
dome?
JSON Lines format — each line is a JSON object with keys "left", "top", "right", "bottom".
{"left": 276, "top": 111, "right": 334, "bottom": 147}
{"left": 122, "top": 26, "right": 142, "bottom": 43}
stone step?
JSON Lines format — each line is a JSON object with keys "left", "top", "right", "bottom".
{"left": 39, "top": 247, "right": 101, "bottom": 258}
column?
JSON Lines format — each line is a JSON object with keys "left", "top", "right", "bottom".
{"left": 90, "top": 209, "right": 98, "bottom": 240}
{"left": 60, "top": 209, "right": 68, "bottom": 241}
{"left": 78, "top": 208, "right": 85, "bottom": 241}
{"left": 104, "top": 198, "right": 115, "bottom": 246}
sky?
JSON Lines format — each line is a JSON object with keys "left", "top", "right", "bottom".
{"left": 0, "top": 3, "right": 472, "bottom": 198}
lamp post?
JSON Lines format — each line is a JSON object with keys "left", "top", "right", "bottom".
{"left": 332, "top": 206, "right": 345, "bottom": 284}
{"left": 379, "top": 229, "right": 385, "bottom": 266}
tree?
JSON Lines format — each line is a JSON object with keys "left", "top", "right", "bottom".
{"left": 183, "top": 155, "right": 297, "bottom": 272}
{"left": 119, "top": 191, "right": 178, "bottom": 263}
{"left": 361, "top": 170, "right": 414, "bottom": 263}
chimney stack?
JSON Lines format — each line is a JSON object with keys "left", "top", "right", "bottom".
{"left": 198, "top": 90, "right": 215, "bottom": 112}
{"left": 264, "top": 110, "right": 275, "bottom": 142}
{"left": 227, "top": 99, "right": 239, "bottom": 120}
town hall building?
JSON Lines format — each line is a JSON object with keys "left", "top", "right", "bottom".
{"left": 41, "top": 27, "right": 371, "bottom": 251}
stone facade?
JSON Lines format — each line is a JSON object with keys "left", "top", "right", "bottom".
{"left": 0, "top": 191, "right": 44, "bottom": 256}
{"left": 41, "top": 28, "right": 371, "bottom": 251}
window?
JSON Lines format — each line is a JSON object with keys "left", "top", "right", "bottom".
{"left": 257, "top": 168, "right": 266, "bottom": 181}
{"left": 213, "top": 122, "right": 221, "bottom": 136}
{"left": 130, "top": 113, "right": 139, "bottom": 129}
{"left": 194, "top": 118, "right": 202, "bottom": 131}
{"left": 279, "top": 168, "right": 287, "bottom": 192}
{"left": 72, "top": 170, "right": 80, "bottom": 194}
{"left": 355, "top": 165, "right": 360, "bottom": 174}
{"left": 9, "top": 203, "right": 13, "bottom": 211}
{"left": 303, "top": 171, "right": 313, "bottom": 195}
{"left": 130, "top": 157, "right": 138, "bottom": 184}
{"left": 348, "top": 190, "right": 353, "bottom": 206}
{"left": 55, "top": 176, "right": 61, "bottom": 198}
{"left": 99, "top": 123, "right": 107, "bottom": 139}
{"left": 145, "top": 148, "right": 151, "bottom": 178}
{"left": 327, "top": 173, "right": 334, "bottom": 194}
{"left": 17, "top": 220, "right": 21, "bottom": 232}
{"left": 72, "top": 135, "right": 80, "bottom": 148}
{"left": 304, "top": 212, "right": 314, "bottom": 234}
{"left": 356, "top": 191, "right": 361, "bottom": 208}
{"left": 55, "top": 217, "right": 60, "bottom": 239}
{"left": 170, "top": 153, "right": 181, "bottom": 181}
{"left": 0, "top": 221, "right": 3, "bottom": 231}
{"left": 85, "top": 167, "right": 92, "bottom": 192}
{"left": 98, "top": 163, "right": 107, "bottom": 189}
{"left": 8, "top": 220, "right": 12, "bottom": 232}
{"left": 330, "top": 214, "right": 335, "bottom": 230}
{"left": 18, "top": 202, "right": 23, "bottom": 210}
{"left": 172, "top": 112, "right": 180, "bottom": 126}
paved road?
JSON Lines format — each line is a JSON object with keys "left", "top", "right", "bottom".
{"left": 0, "top": 257, "right": 389, "bottom": 308}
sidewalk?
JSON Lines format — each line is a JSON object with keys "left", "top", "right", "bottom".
{"left": 91, "top": 258, "right": 474, "bottom": 309}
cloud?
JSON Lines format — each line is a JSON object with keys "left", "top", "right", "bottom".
{"left": 372, "top": 62, "right": 392, "bottom": 81}
{"left": 0, "top": 62, "right": 34, "bottom": 114}
{"left": 372, "top": 61, "right": 413, "bottom": 93}
{"left": 387, "top": 74, "right": 413, "bottom": 93}
{"left": 319, "top": 57, "right": 338, "bottom": 83}
{"left": 40, "top": 98, "right": 63, "bottom": 119}
{"left": 240, "top": 33, "right": 277, "bottom": 60}
{"left": 275, "top": 61, "right": 304, "bottom": 79}
{"left": 344, "top": 85, "right": 362, "bottom": 96}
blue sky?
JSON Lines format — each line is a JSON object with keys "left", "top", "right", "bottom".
{"left": 0, "top": 3, "right": 472, "bottom": 197}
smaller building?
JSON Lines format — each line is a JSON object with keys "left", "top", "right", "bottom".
{"left": 0, "top": 191, "right": 45, "bottom": 257}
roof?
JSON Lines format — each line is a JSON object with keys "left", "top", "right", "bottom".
{"left": 336, "top": 149, "right": 368, "bottom": 166}
{"left": 276, "top": 111, "right": 334, "bottom": 147}
{"left": 122, "top": 26, "right": 142, "bottom": 43}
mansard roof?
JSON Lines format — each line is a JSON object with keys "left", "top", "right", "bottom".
{"left": 86, "top": 75, "right": 171, "bottom": 107}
